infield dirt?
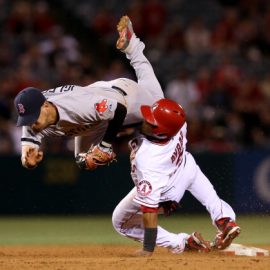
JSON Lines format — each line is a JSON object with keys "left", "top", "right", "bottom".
{"left": 0, "top": 245, "right": 269, "bottom": 270}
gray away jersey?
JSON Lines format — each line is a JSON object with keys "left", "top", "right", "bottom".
{"left": 21, "top": 78, "right": 164, "bottom": 149}
{"left": 22, "top": 83, "right": 124, "bottom": 148}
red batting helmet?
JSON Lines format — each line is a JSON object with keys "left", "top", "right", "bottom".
{"left": 140, "top": 98, "right": 186, "bottom": 139}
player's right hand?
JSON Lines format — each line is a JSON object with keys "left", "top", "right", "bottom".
{"left": 134, "top": 249, "right": 153, "bottom": 257}
{"left": 21, "top": 147, "right": 43, "bottom": 169}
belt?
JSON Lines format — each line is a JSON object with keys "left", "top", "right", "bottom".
{"left": 112, "top": 85, "right": 127, "bottom": 96}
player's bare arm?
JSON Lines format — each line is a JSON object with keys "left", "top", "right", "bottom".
{"left": 134, "top": 206, "right": 158, "bottom": 257}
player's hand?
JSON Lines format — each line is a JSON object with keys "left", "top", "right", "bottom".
{"left": 134, "top": 249, "right": 153, "bottom": 257}
{"left": 21, "top": 147, "right": 43, "bottom": 169}
{"left": 85, "top": 144, "right": 116, "bottom": 170}
{"left": 75, "top": 144, "right": 116, "bottom": 170}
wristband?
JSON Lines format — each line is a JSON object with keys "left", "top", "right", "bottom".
{"left": 143, "top": 227, "right": 157, "bottom": 252}
{"left": 100, "top": 141, "right": 112, "bottom": 148}
{"left": 75, "top": 153, "right": 88, "bottom": 170}
{"left": 99, "top": 141, "right": 113, "bottom": 154}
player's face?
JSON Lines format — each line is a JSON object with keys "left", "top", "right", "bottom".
{"left": 141, "top": 121, "right": 156, "bottom": 137}
{"left": 31, "top": 103, "right": 51, "bottom": 132}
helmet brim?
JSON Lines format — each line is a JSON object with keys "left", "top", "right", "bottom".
{"left": 140, "top": 105, "right": 157, "bottom": 126}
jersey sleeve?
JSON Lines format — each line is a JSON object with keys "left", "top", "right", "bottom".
{"left": 93, "top": 96, "right": 118, "bottom": 121}
{"left": 102, "top": 102, "right": 127, "bottom": 144}
{"left": 21, "top": 126, "right": 43, "bottom": 148}
{"left": 133, "top": 167, "right": 168, "bottom": 208}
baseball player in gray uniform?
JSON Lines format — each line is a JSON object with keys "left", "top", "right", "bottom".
{"left": 112, "top": 98, "right": 241, "bottom": 256}
{"left": 14, "top": 16, "right": 164, "bottom": 170}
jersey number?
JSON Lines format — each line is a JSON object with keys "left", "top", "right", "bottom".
{"left": 44, "top": 85, "right": 75, "bottom": 93}
{"left": 171, "top": 132, "right": 184, "bottom": 167}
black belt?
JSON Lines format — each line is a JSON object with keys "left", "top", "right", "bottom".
{"left": 112, "top": 85, "right": 127, "bottom": 96}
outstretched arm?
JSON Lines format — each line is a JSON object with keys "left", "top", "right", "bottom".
{"left": 102, "top": 102, "right": 127, "bottom": 145}
{"left": 21, "top": 126, "right": 44, "bottom": 169}
{"left": 135, "top": 206, "right": 158, "bottom": 257}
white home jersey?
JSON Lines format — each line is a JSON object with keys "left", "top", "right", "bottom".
{"left": 130, "top": 123, "right": 188, "bottom": 208}
{"left": 111, "top": 33, "right": 237, "bottom": 254}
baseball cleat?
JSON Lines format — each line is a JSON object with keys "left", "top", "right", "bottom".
{"left": 185, "top": 232, "right": 211, "bottom": 252}
{"left": 212, "top": 218, "right": 241, "bottom": 250}
{"left": 116, "top": 15, "right": 134, "bottom": 51}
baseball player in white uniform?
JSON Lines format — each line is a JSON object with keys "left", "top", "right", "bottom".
{"left": 112, "top": 98, "right": 241, "bottom": 256}
{"left": 13, "top": 16, "right": 164, "bottom": 170}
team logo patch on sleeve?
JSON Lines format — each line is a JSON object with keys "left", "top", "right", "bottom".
{"left": 137, "top": 180, "right": 152, "bottom": 196}
{"left": 95, "top": 99, "right": 108, "bottom": 114}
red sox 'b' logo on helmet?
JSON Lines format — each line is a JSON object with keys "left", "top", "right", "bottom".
{"left": 17, "top": 103, "right": 25, "bottom": 115}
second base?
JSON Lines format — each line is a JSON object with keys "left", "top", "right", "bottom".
{"left": 220, "top": 243, "right": 269, "bottom": 256}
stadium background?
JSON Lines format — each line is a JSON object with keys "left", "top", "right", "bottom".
{"left": 0, "top": 0, "right": 269, "bottom": 268}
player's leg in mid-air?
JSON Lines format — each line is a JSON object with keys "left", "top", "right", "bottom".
{"left": 112, "top": 187, "right": 210, "bottom": 254}
{"left": 116, "top": 16, "right": 164, "bottom": 101}
{"left": 183, "top": 153, "right": 241, "bottom": 250}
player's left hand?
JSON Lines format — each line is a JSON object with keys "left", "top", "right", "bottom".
{"left": 22, "top": 147, "right": 43, "bottom": 169}
{"left": 134, "top": 249, "right": 153, "bottom": 257}
{"left": 76, "top": 144, "right": 116, "bottom": 170}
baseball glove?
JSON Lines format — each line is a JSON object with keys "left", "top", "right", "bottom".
{"left": 76, "top": 144, "right": 116, "bottom": 170}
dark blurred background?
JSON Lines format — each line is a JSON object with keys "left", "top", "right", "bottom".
{"left": 0, "top": 0, "right": 269, "bottom": 215}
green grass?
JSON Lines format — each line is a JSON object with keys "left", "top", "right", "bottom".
{"left": 0, "top": 214, "right": 269, "bottom": 245}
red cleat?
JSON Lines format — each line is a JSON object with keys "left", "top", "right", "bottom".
{"left": 116, "top": 15, "right": 134, "bottom": 51}
{"left": 212, "top": 218, "right": 241, "bottom": 250}
{"left": 185, "top": 232, "right": 211, "bottom": 252}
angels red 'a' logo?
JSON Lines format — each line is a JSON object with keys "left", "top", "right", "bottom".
{"left": 95, "top": 99, "right": 108, "bottom": 114}
{"left": 137, "top": 180, "right": 152, "bottom": 196}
